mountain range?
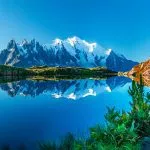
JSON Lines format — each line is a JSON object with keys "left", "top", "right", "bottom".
{"left": 0, "top": 36, "right": 138, "bottom": 71}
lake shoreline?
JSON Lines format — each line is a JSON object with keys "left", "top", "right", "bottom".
{"left": 0, "top": 65, "right": 118, "bottom": 82}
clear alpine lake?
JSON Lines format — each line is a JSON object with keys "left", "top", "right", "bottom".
{"left": 0, "top": 76, "right": 149, "bottom": 150}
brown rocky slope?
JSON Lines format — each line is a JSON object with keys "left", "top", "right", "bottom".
{"left": 127, "top": 59, "right": 150, "bottom": 86}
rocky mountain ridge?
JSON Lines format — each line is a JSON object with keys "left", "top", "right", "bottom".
{"left": 0, "top": 37, "right": 138, "bottom": 71}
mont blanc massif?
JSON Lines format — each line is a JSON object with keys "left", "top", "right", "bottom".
{"left": 0, "top": 36, "right": 138, "bottom": 71}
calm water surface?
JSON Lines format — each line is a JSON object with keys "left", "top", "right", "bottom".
{"left": 0, "top": 76, "right": 146, "bottom": 150}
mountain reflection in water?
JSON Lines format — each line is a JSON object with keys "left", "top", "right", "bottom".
{"left": 0, "top": 76, "right": 131, "bottom": 100}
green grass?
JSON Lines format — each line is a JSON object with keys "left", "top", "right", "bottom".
{"left": 0, "top": 65, "right": 117, "bottom": 82}
{"left": 0, "top": 65, "right": 33, "bottom": 76}
{"left": 27, "top": 66, "right": 117, "bottom": 77}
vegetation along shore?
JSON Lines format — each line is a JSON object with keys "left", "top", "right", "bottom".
{"left": 0, "top": 65, "right": 117, "bottom": 79}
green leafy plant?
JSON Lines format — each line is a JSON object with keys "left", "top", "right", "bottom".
{"left": 87, "top": 78, "right": 150, "bottom": 149}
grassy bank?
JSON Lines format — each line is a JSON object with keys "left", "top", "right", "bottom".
{"left": 27, "top": 66, "right": 117, "bottom": 77}
{"left": 0, "top": 65, "right": 117, "bottom": 81}
{"left": 0, "top": 65, "right": 33, "bottom": 76}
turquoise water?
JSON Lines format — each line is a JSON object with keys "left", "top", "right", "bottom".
{"left": 0, "top": 76, "right": 136, "bottom": 149}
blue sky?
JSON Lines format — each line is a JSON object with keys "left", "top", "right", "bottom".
{"left": 0, "top": 0, "right": 150, "bottom": 61}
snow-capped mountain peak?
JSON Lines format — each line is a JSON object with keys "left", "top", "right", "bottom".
{"left": 106, "top": 48, "right": 112, "bottom": 55}
{"left": 53, "top": 38, "right": 62, "bottom": 45}
{"left": 67, "top": 36, "right": 81, "bottom": 45}
{"left": 66, "top": 36, "right": 97, "bottom": 53}
{"left": 0, "top": 36, "right": 138, "bottom": 71}
{"left": 21, "top": 39, "right": 28, "bottom": 46}
{"left": 7, "top": 39, "right": 17, "bottom": 50}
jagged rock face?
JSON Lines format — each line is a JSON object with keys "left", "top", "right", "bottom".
{"left": 106, "top": 51, "right": 138, "bottom": 72}
{"left": 0, "top": 37, "right": 138, "bottom": 71}
{"left": 128, "top": 59, "right": 150, "bottom": 86}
